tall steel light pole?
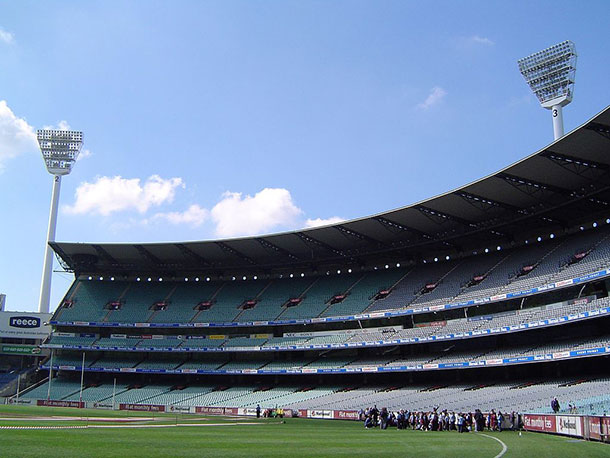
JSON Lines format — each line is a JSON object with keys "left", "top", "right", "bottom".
{"left": 37, "top": 129, "right": 83, "bottom": 313}
{"left": 518, "top": 40, "right": 577, "bottom": 140}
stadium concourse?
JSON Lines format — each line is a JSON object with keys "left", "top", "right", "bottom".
{"left": 11, "top": 107, "right": 610, "bottom": 424}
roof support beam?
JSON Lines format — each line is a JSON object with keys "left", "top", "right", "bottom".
{"left": 49, "top": 243, "right": 74, "bottom": 273}
{"left": 415, "top": 205, "right": 478, "bottom": 229}
{"left": 215, "top": 242, "right": 257, "bottom": 265}
{"left": 334, "top": 225, "right": 383, "bottom": 246}
{"left": 92, "top": 244, "right": 120, "bottom": 265}
{"left": 494, "top": 173, "right": 610, "bottom": 227}
{"left": 585, "top": 121, "right": 610, "bottom": 141}
{"left": 295, "top": 232, "right": 346, "bottom": 258}
{"left": 174, "top": 243, "right": 211, "bottom": 267}
{"left": 540, "top": 151, "right": 610, "bottom": 181}
{"left": 256, "top": 238, "right": 300, "bottom": 262}
{"left": 455, "top": 191, "right": 531, "bottom": 235}
{"left": 496, "top": 172, "right": 577, "bottom": 198}
{"left": 456, "top": 191, "right": 530, "bottom": 216}
{"left": 53, "top": 252, "right": 72, "bottom": 273}
{"left": 134, "top": 244, "right": 163, "bottom": 266}
{"left": 373, "top": 216, "right": 432, "bottom": 240}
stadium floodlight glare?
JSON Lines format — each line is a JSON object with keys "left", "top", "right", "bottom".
{"left": 37, "top": 129, "right": 83, "bottom": 314}
{"left": 518, "top": 40, "right": 577, "bottom": 140}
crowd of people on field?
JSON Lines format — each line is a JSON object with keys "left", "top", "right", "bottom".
{"left": 359, "top": 405, "right": 522, "bottom": 432}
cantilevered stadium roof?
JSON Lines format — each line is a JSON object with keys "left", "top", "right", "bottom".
{"left": 51, "top": 106, "right": 610, "bottom": 276}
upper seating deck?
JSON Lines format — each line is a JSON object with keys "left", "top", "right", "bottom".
{"left": 150, "top": 281, "right": 220, "bottom": 323}
{"left": 237, "top": 277, "right": 313, "bottom": 322}
{"left": 277, "top": 272, "right": 362, "bottom": 320}
{"left": 52, "top": 226, "right": 610, "bottom": 326}
{"left": 56, "top": 281, "right": 129, "bottom": 322}
{"left": 106, "top": 282, "right": 175, "bottom": 323}
{"left": 193, "top": 279, "right": 268, "bottom": 323}
{"left": 321, "top": 268, "right": 406, "bottom": 317}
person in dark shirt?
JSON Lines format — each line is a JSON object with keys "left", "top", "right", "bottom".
{"left": 371, "top": 405, "right": 379, "bottom": 427}
{"left": 551, "top": 397, "right": 560, "bottom": 413}
{"left": 380, "top": 407, "right": 389, "bottom": 429}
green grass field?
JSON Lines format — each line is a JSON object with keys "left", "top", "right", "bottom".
{"left": 0, "top": 405, "right": 609, "bottom": 458}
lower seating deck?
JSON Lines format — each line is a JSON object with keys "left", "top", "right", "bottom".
{"left": 21, "top": 376, "right": 610, "bottom": 416}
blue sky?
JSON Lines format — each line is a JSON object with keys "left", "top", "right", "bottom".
{"left": 1, "top": 1, "right": 609, "bottom": 313}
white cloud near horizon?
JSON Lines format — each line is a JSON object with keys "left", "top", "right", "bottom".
{"left": 152, "top": 204, "right": 209, "bottom": 227}
{"left": 211, "top": 188, "right": 303, "bottom": 237}
{"left": 0, "top": 100, "right": 37, "bottom": 170}
{"left": 305, "top": 216, "right": 345, "bottom": 228}
{"left": 64, "top": 175, "right": 184, "bottom": 216}
{"left": 64, "top": 179, "right": 344, "bottom": 237}
{"left": 0, "top": 28, "right": 14, "bottom": 45}
{"left": 417, "top": 86, "right": 447, "bottom": 110}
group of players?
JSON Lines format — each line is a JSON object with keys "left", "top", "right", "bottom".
{"left": 360, "top": 405, "right": 521, "bottom": 432}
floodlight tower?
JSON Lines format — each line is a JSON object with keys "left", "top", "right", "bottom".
{"left": 518, "top": 40, "right": 577, "bottom": 140}
{"left": 37, "top": 129, "right": 83, "bottom": 313}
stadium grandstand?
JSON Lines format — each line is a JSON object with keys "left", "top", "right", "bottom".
{"left": 14, "top": 106, "right": 610, "bottom": 420}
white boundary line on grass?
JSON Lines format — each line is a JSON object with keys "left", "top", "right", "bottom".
{"left": 0, "top": 422, "right": 265, "bottom": 430}
{"left": 477, "top": 433, "right": 508, "bottom": 458}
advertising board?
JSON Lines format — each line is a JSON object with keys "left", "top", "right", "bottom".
{"left": 586, "top": 416, "right": 603, "bottom": 441}
{"left": 307, "top": 410, "right": 333, "bottom": 419}
{"left": 119, "top": 403, "right": 165, "bottom": 412}
{"left": 37, "top": 400, "right": 84, "bottom": 408}
{"left": 195, "top": 406, "right": 226, "bottom": 415}
{"left": 0, "top": 344, "right": 46, "bottom": 356}
{"left": 555, "top": 415, "right": 582, "bottom": 436}
{"left": 0, "top": 312, "right": 52, "bottom": 339}
{"left": 523, "top": 414, "right": 556, "bottom": 432}
{"left": 333, "top": 410, "right": 359, "bottom": 420}
{"left": 524, "top": 414, "right": 590, "bottom": 439}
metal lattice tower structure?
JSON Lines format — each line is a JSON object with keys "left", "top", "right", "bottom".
{"left": 37, "top": 129, "right": 83, "bottom": 313}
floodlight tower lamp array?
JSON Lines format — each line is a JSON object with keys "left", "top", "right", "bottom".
{"left": 518, "top": 40, "right": 577, "bottom": 140}
{"left": 37, "top": 129, "right": 83, "bottom": 314}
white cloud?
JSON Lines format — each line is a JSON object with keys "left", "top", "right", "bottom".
{"left": 64, "top": 179, "right": 344, "bottom": 236}
{"left": 0, "top": 28, "right": 14, "bottom": 45}
{"left": 153, "top": 204, "right": 209, "bottom": 227}
{"left": 469, "top": 35, "right": 494, "bottom": 46}
{"left": 211, "top": 188, "right": 303, "bottom": 237}
{"left": 43, "top": 120, "right": 71, "bottom": 131}
{"left": 417, "top": 86, "right": 447, "bottom": 110}
{"left": 64, "top": 175, "right": 184, "bottom": 216}
{"left": 0, "top": 100, "right": 37, "bottom": 170}
{"left": 305, "top": 216, "right": 345, "bottom": 228}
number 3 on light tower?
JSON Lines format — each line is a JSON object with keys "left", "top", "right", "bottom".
{"left": 552, "top": 109, "right": 558, "bottom": 118}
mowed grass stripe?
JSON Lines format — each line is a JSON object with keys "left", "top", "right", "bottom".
{"left": 0, "top": 406, "right": 609, "bottom": 458}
